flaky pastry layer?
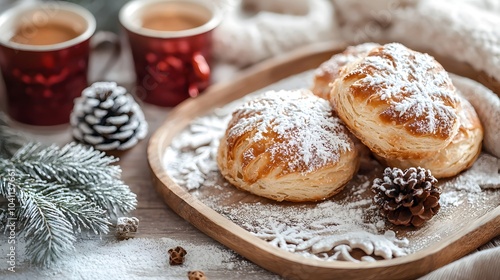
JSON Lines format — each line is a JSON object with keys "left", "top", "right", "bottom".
{"left": 331, "top": 43, "right": 461, "bottom": 159}
{"left": 312, "top": 42, "right": 380, "bottom": 100}
{"left": 217, "top": 90, "right": 359, "bottom": 202}
{"left": 378, "top": 97, "right": 483, "bottom": 178}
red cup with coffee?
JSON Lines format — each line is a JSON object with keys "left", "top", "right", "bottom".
{"left": 0, "top": 2, "right": 96, "bottom": 126}
{"left": 120, "top": 0, "right": 222, "bottom": 107}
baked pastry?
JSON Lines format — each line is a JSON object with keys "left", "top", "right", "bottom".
{"left": 312, "top": 42, "right": 380, "bottom": 100}
{"left": 217, "top": 89, "right": 359, "bottom": 202}
{"left": 330, "top": 43, "right": 461, "bottom": 161}
{"left": 378, "top": 96, "right": 483, "bottom": 178}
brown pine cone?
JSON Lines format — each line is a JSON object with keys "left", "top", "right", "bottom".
{"left": 372, "top": 167, "right": 441, "bottom": 227}
{"left": 168, "top": 246, "right": 187, "bottom": 265}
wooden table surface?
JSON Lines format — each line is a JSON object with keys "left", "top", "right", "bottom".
{"left": 1, "top": 43, "right": 499, "bottom": 280}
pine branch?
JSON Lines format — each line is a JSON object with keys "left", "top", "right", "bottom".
{"left": 0, "top": 114, "right": 25, "bottom": 158}
{"left": 7, "top": 142, "right": 137, "bottom": 216}
{"left": 31, "top": 183, "right": 111, "bottom": 235}
{"left": 15, "top": 180, "right": 76, "bottom": 266}
{"left": 68, "top": 181, "right": 137, "bottom": 215}
{"left": 1, "top": 174, "right": 111, "bottom": 265}
{"left": 10, "top": 142, "right": 121, "bottom": 186}
{"left": 0, "top": 142, "right": 137, "bottom": 266}
{"left": 54, "top": 194, "right": 110, "bottom": 235}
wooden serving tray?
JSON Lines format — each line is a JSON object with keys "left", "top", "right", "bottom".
{"left": 147, "top": 41, "right": 500, "bottom": 280}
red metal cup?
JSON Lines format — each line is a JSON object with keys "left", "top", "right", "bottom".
{"left": 0, "top": 2, "right": 96, "bottom": 126}
{"left": 119, "top": 0, "right": 222, "bottom": 107}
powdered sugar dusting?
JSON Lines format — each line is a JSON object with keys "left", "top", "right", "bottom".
{"left": 226, "top": 89, "right": 352, "bottom": 174}
{"left": 0, "top": 237, "right": 273, "bottom": 279}
{"left": 441, "top": 154, "right": 500, "bottom": 191}
{"left": 313, "top": 43, "right": 380, "bottom": 99}
{"left": 315, "top": 42, "right": 380, "bottom": 77}
{"left": 202, "top": 175, "right": 410, "bottom": 261}
{"left": 351, "top": 43, "right": 459, "bottom": 136}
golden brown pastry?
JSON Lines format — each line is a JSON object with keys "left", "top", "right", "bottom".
{"left": 330, "top": 43, "right": 461, "bottom": 161}
{"left": 312, "top": 42, "right": 380, "bottom": 100}
{"left": 217, "top": 89, "right": 359, "bottom": 202}
{"left": 378, "top": 96, "right": 483, "bottom": 178}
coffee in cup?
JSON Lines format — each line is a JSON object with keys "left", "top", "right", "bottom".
{"left": 0, "top": 2, "right": 96, "bottom": 126}
{"left": 120, "top": 0, "right": 222, "bottom": 107}
{"left": 141, "top": 4, "right": 208, "bottom": 31}
{"left": 10, "top": 20, "right": 81, "bottom": 45}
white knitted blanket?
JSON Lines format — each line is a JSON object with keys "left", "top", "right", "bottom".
{"left": 333, "top": 0, "right": 500, "bottom": 83}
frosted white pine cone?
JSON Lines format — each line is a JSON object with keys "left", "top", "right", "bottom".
{"left": 115, "top": 216, "right": 139, "bottom": 240}
{"left": 70, "top": 82, "right": 148, "bottom": 151}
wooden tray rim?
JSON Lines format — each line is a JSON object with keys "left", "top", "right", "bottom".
{"left": 147, "top": 41, "right": 500, "bottom": 280}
